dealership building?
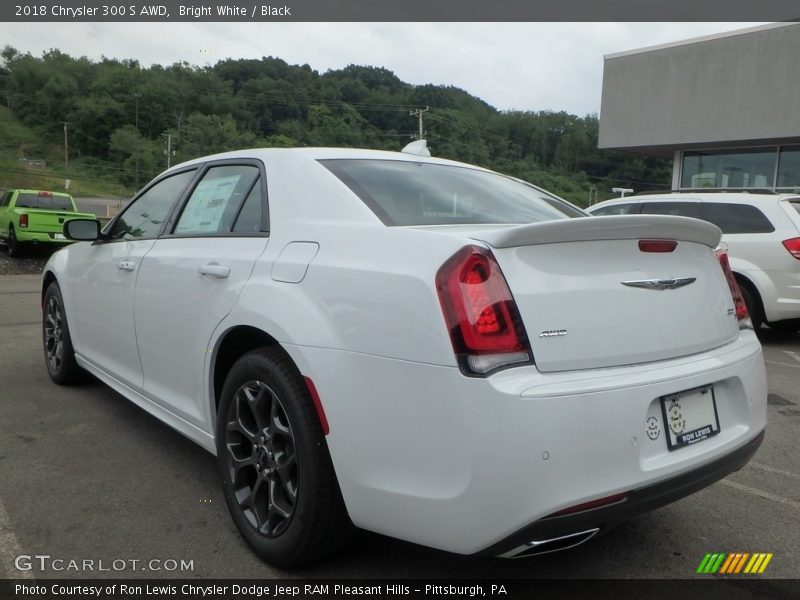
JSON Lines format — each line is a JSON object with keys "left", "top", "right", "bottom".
{"left": 599, "top": 22, "right": 800, "bottom": 192}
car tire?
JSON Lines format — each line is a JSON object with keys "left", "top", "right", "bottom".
{"left": 43, "top": 282, "right": 85, "bottom": 385}
{"left": 216, "top": 347, "right": 353, "bottom": 568}
{"left": 7, "top": 225, "right": 21, "bottom": 257}
{"left": 740, "top": 285, "right": 763, "bottom": 333}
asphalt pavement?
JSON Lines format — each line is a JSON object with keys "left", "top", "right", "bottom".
{"left": 0, "top": 272, "right": 798, "bottom": 581}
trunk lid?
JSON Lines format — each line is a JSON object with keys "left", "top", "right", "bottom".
{"left": 471, "top": 215, "right": 739, "bottom": 373}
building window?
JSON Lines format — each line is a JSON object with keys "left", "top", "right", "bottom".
{"left": 681, "top": 148, "right": 777, "bottom": 189}
{"left": 776, "top": 145, "right": 800, "bottom": 190}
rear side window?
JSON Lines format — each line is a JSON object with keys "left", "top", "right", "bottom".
{"left": 174, "top": 165, "right": 260, "bottom": 235}
{"left": 591, "top": 203, "right": 638, "bottom": 216}
{"left": 703, "top": 203, "right": 775, "bottom": 234}
{"left": 640, "top": 202, "right": 704, "bottom": 220}
{"left": 232, "top": 183, "right": 263, "bottom": 233}
{"left": 789, "top": 201, "right": 800, "bottom": 217}
{"left": 14, "top": 193, "right": 73, "bottom": 211}
{"left": 321, "top": 159, "right": 580, "bottom": 226}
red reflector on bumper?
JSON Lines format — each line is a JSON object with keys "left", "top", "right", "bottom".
{"left": 303, "top": 376, "right": 330, "bottom": 436}
{"left": 546, "top": 493, "right": 628, "bottom": 517}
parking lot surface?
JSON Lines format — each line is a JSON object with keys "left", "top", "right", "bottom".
{"left": 0, "top": 271, "right": 798, "bottom": 580}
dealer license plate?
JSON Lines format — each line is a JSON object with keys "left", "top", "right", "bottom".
{"left": 659, "top": 384, "right": 720, "bottom": 451}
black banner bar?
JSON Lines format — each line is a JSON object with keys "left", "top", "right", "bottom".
{"left": 2, "top": 1, "right": 800, "bottom": 22}
{"left": 2, "top": 579, "right": 800, "bottom": 600}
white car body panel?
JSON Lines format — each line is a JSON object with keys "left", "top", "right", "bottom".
{"left": 493, "top": 239, "right": 738, "bottom": 372}
{"left": 69, "top": 239, "right": 155, "bottom": 390}
{"left": 43, "top": 148, "right": 768, "bottom": 556}
{"left": 134, "top": 236, "right": 269, "bottom": 427}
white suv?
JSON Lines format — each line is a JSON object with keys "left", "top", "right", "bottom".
{"left": 588, "top": 192, "right": 800, "bottom": 332}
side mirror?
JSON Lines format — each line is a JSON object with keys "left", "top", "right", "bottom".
{"left": 64, "top": 218, "right": 101, "bottom": 241}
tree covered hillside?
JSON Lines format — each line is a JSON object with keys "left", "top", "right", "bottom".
{"left": 0, "top": 47, "right": 670, "bottom": 204}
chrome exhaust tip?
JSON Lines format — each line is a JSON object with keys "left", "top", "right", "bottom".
{"left": 497, "top": 528, "right": 600, "bottom": 559}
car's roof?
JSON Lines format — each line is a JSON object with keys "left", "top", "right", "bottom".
{"left": 589, "top": 191, "right": 800, "bottom": 210}
{"left": 167, "top": 147, "right": 485, "bottom": 174}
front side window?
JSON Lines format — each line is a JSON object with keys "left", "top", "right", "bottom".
{"left": 321, "top": 159, "right": 580, "bottom": 226}
{"left": 174, "top": 165, "right": 260, "bottom": 236}
{"left": 109, "top": 170, "right": 195, "bottom": 240}
{"left": 703, "top": 203, "right": 775, "bottom": 234}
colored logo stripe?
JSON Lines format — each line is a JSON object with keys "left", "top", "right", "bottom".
{"left": 697, "top": 553, "right": 726, "bottom": 573}
{"left": 698, "top": 552, "right": 773, "bottom": 574}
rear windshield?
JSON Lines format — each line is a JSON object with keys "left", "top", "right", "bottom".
{"left": 321, "top": 159, "right": 582, "bottom": 226}
{"left": 15, "top": 193, "right": 73, "bottom": 211}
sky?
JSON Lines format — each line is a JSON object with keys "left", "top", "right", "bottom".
{"left": 0, "top": 22, "right": 766, "bottom": 115}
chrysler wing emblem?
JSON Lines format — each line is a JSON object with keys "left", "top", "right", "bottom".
{"left": 621, "top": 277, "right": 696, "bottom": 291}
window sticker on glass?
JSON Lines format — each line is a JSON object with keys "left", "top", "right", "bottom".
{"left": 176, "top": 175, "right": 242, "bottom": 234}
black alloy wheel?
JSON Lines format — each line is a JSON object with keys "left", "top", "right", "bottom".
{"left": 42, "top": 282, "right": 84, "bottom": 385}
{"left": 216, "top": 348, "right": 353, "bottom": 568}
{"left": 224, "top": 379, "right": 299, "bottom": 537}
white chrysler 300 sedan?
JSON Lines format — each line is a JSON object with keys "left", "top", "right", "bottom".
{"left": 42, "top": 146, "right": 767, "bottom": 567}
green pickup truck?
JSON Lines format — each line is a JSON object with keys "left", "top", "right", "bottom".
{"left": 0, "top": 189, "right": 95, "bottom": 257}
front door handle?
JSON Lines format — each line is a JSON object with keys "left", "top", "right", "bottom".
{"left": 198, "top": 263, "right": 230, "bottom": 279}
{"left": 117, "top": 260, "right": 136, "bottom": 272}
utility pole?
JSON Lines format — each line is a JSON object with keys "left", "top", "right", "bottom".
{"left": 59, "top": 121, "right": 70, "bottom": 171}
{"left": 162, "top": 133, "right": 176, "bottom": 168}
{"left": 409, "top": 106, "right": 429, "bottom": 139}
{"left": 133, "top": 93, "right": 140, "bottom": 188}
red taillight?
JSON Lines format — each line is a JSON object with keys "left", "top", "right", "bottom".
{"left": 782, "top": 237, "right": 800, "bottom": 260}
{"left": 19, "top": 214, "right": 28, "bottom": 228}
{"left": 715, "top": 250, "right": 751, "bottom": 328}
{"left": 638, "top": 239, "right": 677, "bottom": 253}
{"left": 436, "top": 246, "right": 532, "bottom": 375}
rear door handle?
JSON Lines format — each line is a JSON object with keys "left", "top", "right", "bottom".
{"left": 198, "top": 263, "right": 230, "bottom": 279}
{"left": 117, "top": 260, "right": 136, "bottom": 272}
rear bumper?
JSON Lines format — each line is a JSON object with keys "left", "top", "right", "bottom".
{"left": 14, "top": 231, "right": 72, "bottom": 244}
{"left": 477, "top": 430, "right": 764, "bottom": 557}
{"left": 286, "top": 330, "right": 767, "bottom": 555}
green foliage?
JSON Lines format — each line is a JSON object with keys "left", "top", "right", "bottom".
{"left": 0, "top": 46, "right": 671, "bottom": 202}
{"left": 180, "top": 113, "right": 258, "bottom": 159}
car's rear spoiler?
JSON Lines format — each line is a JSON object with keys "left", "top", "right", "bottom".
{"left": 471, "top": 215, "right": 722, "bottom": 249}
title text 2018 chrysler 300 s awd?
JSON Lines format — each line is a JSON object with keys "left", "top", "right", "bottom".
{"left": 41, "top": 145, "right": 767, "bottom": 567}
